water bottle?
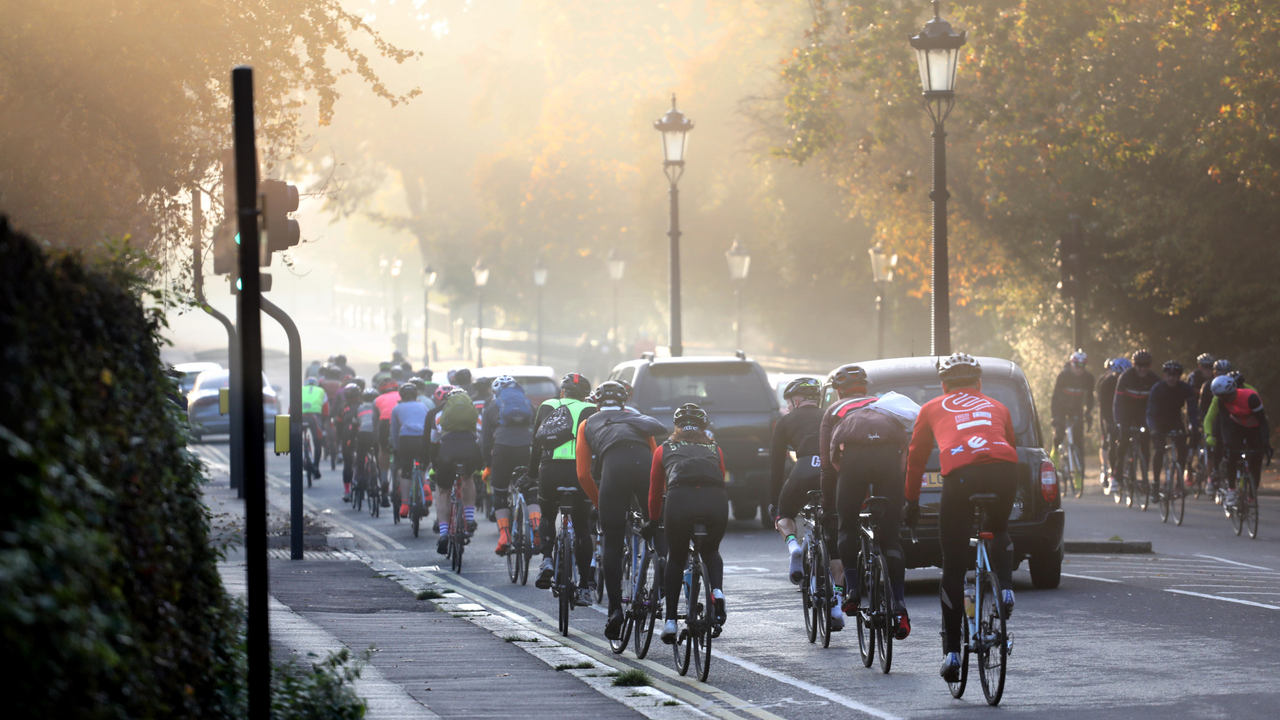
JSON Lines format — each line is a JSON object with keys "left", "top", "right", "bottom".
{"left": 683, "top": 566, "right": 693, "bottom": 599}
{"left": 963, "top": 572, "right": 976, "bottom": 618}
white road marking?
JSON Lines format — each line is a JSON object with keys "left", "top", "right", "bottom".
{"left": 1193, "top": 554, "right": 1274, "bottom": 571}
{"left": 1061, "top": 573, "right": 1120, "bottom": 583}
{"left": 1164, "top": 589, "right": 1280, "bottom": 611}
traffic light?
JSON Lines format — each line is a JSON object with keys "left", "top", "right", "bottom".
{"left": 261, "top": 179, "right": 300, "bottom": 264}
{"left": 231, "top": 272, "right": 273, "bottom": 294}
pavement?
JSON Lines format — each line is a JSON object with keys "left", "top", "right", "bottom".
{"left": 201, "top": 442, "right": 1280, "bottom": 719}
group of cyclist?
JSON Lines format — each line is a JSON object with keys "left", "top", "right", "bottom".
{"left": 1050, "top": 348, "right": 1271, "bottom": 506}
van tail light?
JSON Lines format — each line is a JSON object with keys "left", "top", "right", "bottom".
{"left": 1040, "top": 460, "right": 1059, "bottom": 503}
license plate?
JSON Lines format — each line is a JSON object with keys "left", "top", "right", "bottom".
{"left": 920, "top": 473, "right": 944, "bottom": 489}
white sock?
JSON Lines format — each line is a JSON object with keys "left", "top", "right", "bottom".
{"left": 787, "top": 537, "right": 801, "bottom": 554}
{"left": 713, "top": 589, "right": 724, "bottom": 601}
{"left": 439, "top": 522, "right": 448, "bottom": 536}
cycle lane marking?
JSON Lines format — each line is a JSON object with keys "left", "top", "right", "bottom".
{"left": 1164, "top": 589, "right": 1280, "bottom": 611}
{"left": 1193, "top": 554, "right": 1273, "bottom": 571}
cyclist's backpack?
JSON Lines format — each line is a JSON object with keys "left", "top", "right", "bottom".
{"left": 534, "top": 402, "right": 576, "bottom": 447}
{"left": 440, "top": 392, "right": 479, "bottom": 433}
{"left": 496, "top": 385, "right": 533, "bottom": 426}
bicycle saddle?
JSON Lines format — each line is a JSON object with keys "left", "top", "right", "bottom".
{"left": 692, "top": 522, "right": 709, "bottom": 537}
{"left": 969, "top": 493, "right": 1000, "bottom": 507}
{"left": 806, "top": 490, "right": 824, "bottom": 501}
{"left": 859, "top": 495, "right": 889, "bottom": 519}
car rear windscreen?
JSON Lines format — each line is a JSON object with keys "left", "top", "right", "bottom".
{"left": 517, "top": 377, "right": 558, "bottom": 399}
{"left": 868, "top": 378, "right": 1036, "bottom": 447}
{"left": 638, "top": 363, "right": 770, "bottom": 413}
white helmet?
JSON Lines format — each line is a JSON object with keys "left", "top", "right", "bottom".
{"left": 1210, "top": 374, "right": 1236, "bottom": 397}
{"left": 491, "top": 375, "right": 518, "bottom": 392}
{"left": 938, "top": 352, "right": 982, "bottom": 382}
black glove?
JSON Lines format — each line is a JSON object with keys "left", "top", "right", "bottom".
{"left": 819, "top": 513, "right": 839, "bottom": 533}
{"left": 640, "top": 521, "right": 658, "bottom": 541}
{"left": 904, "top": 500, "right": 920, "bottom": 528}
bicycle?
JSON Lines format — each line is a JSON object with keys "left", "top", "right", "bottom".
{"left": 1118, "top": 426, "right": 1150, "bottom": 510}
{"left": 351, "top": 447, "right": 369, "bottom": 512}
{"left": 592, "top": 512, "right": 606, "bottom": 605}
{"left": 947, "top": 493, "right": 1013, "bottom": 706}
{"left": 1186, "top": 433, "right": 1210, "bottom": 499}
{"left": 1157, "top": 431, "right": 1186, "bottom": 526}
{"left": 1219, "top": 447, "right": 1267, "bottom": 539}
{"left": 326, "top": 417, "right": 339, "bottom": 471}
{"left": 409, "top": 459, "right": 431, "bottom": 538}
{"left": 853, "top": 495, "right": 897, "bottom": 674}
{"left": 362, "top": 451, "right": 381, "bottom": 518}
{"left": 797, "top": 490, "right": 833, "bottom": 649}
{"left": 300, "top": 422, "right": 315, "bottom": 488}
{"left": 609, "top": 504, "right": 644, "bottom": 654}
{"left": 504, "top": 472, "right": 535, "bottom": 584}
{"left": 620, "top": 507, "right": 663, "bottom": 658}
{"left": 447, "top": 462, "right": 469, "bottom": 573}
{"left": 1099, "top": 426, "right": 1114, "bottom": 497}
{"left": 673, "top": 520, "right": 720, "bottom": 682}
{"left": 551, "top": 485, "right": 587, "bottom": 637}
{"left": 1056, "top": 417, "right": 1084, "bottom": 499}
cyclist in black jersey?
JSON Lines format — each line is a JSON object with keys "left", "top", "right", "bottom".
{"left": 768, "top": 378, "right": 828, "bottom": 583}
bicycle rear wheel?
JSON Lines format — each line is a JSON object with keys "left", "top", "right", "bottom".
{"left": 558, "top": 530, "right": 573, "bottom": 637}
{"left": 856, "top": 552, "right": 874, "bottom": 668}
{"left": 976, "top": 572, "right": 1007, "bottom": 706}
{"left": 1245, "top": 474, "right": 1259, "bottom": 539}
{"left": 1159, "top": 455, "right": 1172, "bottom": 523}
{"left": 694, "top": 560, "right": 713, "bottom": 682}
{"left": 874, "top": 553, "right": 893, "bottom": 674}
{"left": 452, "top": 502, "right": 465, "bottom": 574}
{"left": 802, "top": 534, "right": 816, "bottom": 643}
{"left": 507, "top": 506, "right": 524, "bottom": 583}
{"left": 1172, "top": 461, "right": 1186, "bottom": 526}
{"left": 634, "top": 553, "right": 657, "bottom": 659}
{"left": 1231, "top": 483, "right": 1245, "bottom": 535}
{"left": 814, "top": 537, "right": 831, "bottom": 649}
{"left": 1070, "top": 445, "right": 1084, "bottom": 498}
{"left": 611, "top": 541, "right": 635, "bottom": 654}
{"left": 675, "top": 559, "right": 694, "bottom": 676}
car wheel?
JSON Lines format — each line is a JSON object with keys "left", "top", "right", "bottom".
{"left": 1029, "top": 545, "right": 1063, "bottom": 589}
{"left": 731, "top": 498, "right": 758, "bottom": 521}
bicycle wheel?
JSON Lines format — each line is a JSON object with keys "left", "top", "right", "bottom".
{"left": 411, "top": 471, "right": 422, "bottom": 538}
{"left": 1056, "top": 445, "right": 1070, "bottom": 498}
{"left": 1231, "top": 481, "right": 1245, "bottom": 535}
{"left": 675, "top": 559, "right": 693, "bottom": 676}
{"left": 1159, "top": 454, "right": 1172, "bottom": 523}
{"left": 507, "top": 505, "right": 523, "bottom": 583}
{"left": 814, "top": 537, "right": 831, "bottom": 649}
{"left": 976, "top": 572, "right": 1007, "bottom": 706}
{"left": 948, "top": 614, "right": 970, "bottom": 699}
{"left": 856, "top": 551, "right": 874, "bottom": 668}
{"left": 1070, "top": 444, "right": 1084, "bottom": 498}
{"left": 610, "top": 541, "right": 634, "bottom": 654}
{"left": 557, "top": 530, "right": 573, "bottom": 637}
{"left": 302, "top": 428, "right": 314, "bottom": 487}
{"left": 1246, "top": 475, "right": 1259, "bottom": 539}
{"left": 594, "top": 539, "right": 606, "bottom": 605}
{"left": 801, "top": 534, "right": 816, "bottom": 644}
{"left": 634, "top": 552, "right": 657, "bottom": 659}
{"left": 1172, "top": 460, "right": 1186, "bottom": 526}
{"left": 452, "top": 503, "right": 465, "bottom": 574}
{"left": 352, "top": 463, "right": 365, "bottom": 512}
{"left": 694, "top": 560, "right": 713, "bottom": 682}
{"left": 874, "top": 553, "right": 893, "bottom": 673}
{"left": 518, "top": 513, "right": 532, "bottom": 585}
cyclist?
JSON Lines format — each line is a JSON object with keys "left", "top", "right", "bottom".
{"left": 767, "top": 377, "right": 825, "bottom": 585}
{"left": 300, "top": 377, "right": 329, "bottom": 478}
{"left": 1096, "top": 358, "right": 1128, "bottom": 488}
{"left": 448, "top": 367, "right": 480, "bottom": 401}
{"left": 338, "top": 383, "right": 362, "bottom": 502}
{"left": 650, "top": 403, "right": 728, "bottom": 644}
{"left": 1189, "top": 354, "right": 1215, "bottom": 395}
{"left": 372, "top": 361, "right": 394, "bottom": 389}
{"left": 1199, "top": 359, "right": 1234, "bottom": 444}
{"left": 575, "top": 380, "right": 667, "bottom": 639}
{"left": 903, "top": 353, "right": 1019, "bottom": 683}
{"left": 1146, "top": 360, "right": 1198, "bottom": 493}
{"left": 1113, "top": 349, "right": 1159, "bottom": 494}
{"left": 1205, "top": 373, "right": 1270, "bottom": 504}
{"left": 484, "top": 375, "right": 536, "bottom": 555}
{"left": 306, "top": 359, "right": 323, "bottom": 380}
{"left": 433, "top": 387, "right": 482, "bottom": 553}
{"left": 531, "top": 372, "right": 598, "bottom": 605}
{"left": 332, "top": 354, "right": 355, "bottom": 381}
{"left": 354, "top": 388, "right": 382, "bottom": 504}
{"left": 821, "top": 364, "right": 911, "bottom": 638}
{"left": 416, "top": 368, "right": 439, "bottom": 400}
{"left": 390, "top": 383, "right": 430, "bottom": 518}
{"left": 374, "top": 378, "right": 401, "bottom": 505}
{"left": 1050, "top": 350, "right": 1093, "bottom": 486}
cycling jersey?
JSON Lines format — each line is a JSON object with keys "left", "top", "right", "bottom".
{"left": 1203, "top": 383, "right": 1261, "bottom": 441}
{"left": 819, "top": 395, "right": 911, "bottom": 498}
{"left": 770, "top": 403, "right": 821, "bottom": 507}
{"left": 1096, "top": 371, "right": 1119, "bottom": 428}
{"left": 481, "top": 396, "right": 534, "bottom": 467}
{"left": 357, "top": 402, "right": 377, "bottom": 434}
{"left": 648, "top": 438, "right": 726, "bottom": 520}
{"left": 576, "top": 408, "right": 665, "bottom": 502}
{"left": 904, "top": 388, "right": 1018, "bottom": 502}
{"left": 390, "top": 400, "right": 428, "bottom": 442}
{"left": 1146, "top": 379, "right": 1198, "bottom": 434}
{"left": 1113, "top": 368, "right": 1159, "bottom": 429}
{"left": 1188, "top": 368, "right": 1214, "bottom": 395}
{"left": 1050, "top": 365, "right": 1095, "bottom": 421}
{"left": 528, "top": 399, "right": 597, "bottom": 474}
{"left": 300, "top": 385, "right": 328, "bottom": 416}
{"left": 375, "top": 390, "right": 399, "bottom": 421}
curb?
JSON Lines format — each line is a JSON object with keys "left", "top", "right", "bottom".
{"left": 264, "top": 531, "right": 355, "bottom": 550}
{"left": 1065, "top": 540, "right": 1152, "bottom": 554}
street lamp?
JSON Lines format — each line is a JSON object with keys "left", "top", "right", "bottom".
{"left": 378, "top": 254, "right": 389, "bottom": 332}
{"left": 606, "top": 249, "right": 625, "bottom": 353}
{"left": 654, "top": 93, "right": 694, "bottom": 357}
{"left": 868, "top": 245, "right": 899, "bottom": 359}
{"left": 472, "top": 258, "right": 490, "bottom": 368}
{"left": 725, "top": 238, "right": 750, "bottom": 351}
{"left": 909, "top": 0, "right": 966, "bottom": 356}
{"left": 533, "top": 256, "right": 548, "bottom": 366}
{"left": 422, "top": 263, "right": 437, "bottom": 366}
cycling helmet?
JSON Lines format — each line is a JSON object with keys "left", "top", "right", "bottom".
{"left": 342, "top": 383, "right": 361, "bottom": 401}
{"left": 327, "top": 354, "right": 337, "bottom": 363}
{"left": 1213, "top": 358, "right": 1233, "bottom": 373}
{"left": 1111, "top": 357, "right": 1132, "bottom": 373}
{"left": 378, "top": 379, "right": 400, "bottom": 393}
{"left": 399, "top": 361, "right": 413, "bottom": 373}
{"left": 619, "top": 379, "right": 633, "bottom": 396}
{"left": 361, "top": 388, "right": 378, "bottom": 403}
{"left": 353, "top": 376, "right": 367, "bottom": 391}
{"left": 417, "top": 368, "right": 434, "bottom": 381}
{"left": 1132, "top": 349, "right": 1153, "bottom": 367}
{"left": 491, "top": 375, "right": 518, "bottom": 392}
{"left": 433, "top": 384, "right": 456, "bottom": 403}
{"left": 392, "top": 350, "right": 404, "bottom": 363}
{"left": 448, "top": 387, "right": 470, "bottom": 398}
{"left": 324, "top": 366, "right": 342, "bottom": 380}
{"left": 595, "top": 381, "right": 629, "bottom": 407}
{"left": 938, "top": 353, "right": 982, "bottom": 382}
{"left": 561, "top": 372, "right": 591, "bottom": 399}
{"left": 1162, "top": 360, "right": 1183, "bottom": 375}
{"left": 1197, "top": 353, "right": 1214, "bottom": 367}
{"left": 305, "top": 377, "right": 319, "bottom": 386}
{"left": 409, "top": 377, "right": 428, "bottom": 392}
{"left": 1211, "top": 374, "right": 1237, "bottom": 397}
{"left": 783, "top": 377, "right": 823, "bottom": 400}
{"left": 829, "top": 364, "right": 869, "bottom": 392}
{"left": 448, "top": 368, "right": 472, "bottom": 386}
{"left": 1228, "top": 370, "right": 1246, "bottom": 388}
{"left": 379, "top": 361, "right": 392, "bottom": 372}
{"left": 1070, "top": 349, "right": 1087, "bottom": 366}
{"left": 673, "top": 403, "right": 709, "bottom": 431}
{"left": 334, "top": 354, "right": 348, "bottom": 367}
{"left": 398, "top": 383, "right": 419, "bottom": 401}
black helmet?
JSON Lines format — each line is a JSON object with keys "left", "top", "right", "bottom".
{"left": 390, "top": 368, "right": 406, "bottom": 382}
{"left": 1213, "top": 358, "right": 1233, "bottom": 374}
{"left": 448, "top": 368, "right": 472, "bottom": 386}
{"left": 323, "top": 365, "right": 342, "bottom": 380}
{"left": 353, "top": 377, "right": 366, "bottom": 391}
{"left": 343, "top": 383, "right": 361, "bottom": 401}
{"left": 1228, "top": 370, "right": 1246, "bottom": 388}
{"left": 417, "top": 367, "right": 434, "bottom": 381}
{"left": 1132, "top": 349, "right": 1153, "bottom": 367}
{"left": 399, "top": 361, "right": 413, "bottom": 373}
{"left": 398, "top": 383, "right": 419, "bottom": 401}
{"left": 335, "top": 354, "right": 348, "bottom": 367}
{"left": 409, "top": 377, "right": 428, "bottom": 392}
{"left": 1196, "top": 353, "right": 1214, "bottom": 366}
{"left": 829, "top": 364, "right": 868, "bottom": 392}
{"left": 392, "top": 350, "right": 404, "bottom": 362}
{"left": 1162, "top": 360, "right": 1182, "bottom": 375}
{"left": 673, "top": 403, "right": 709, "bottom": 431}
{"left": 938, "top": 353, "right": 982, "bottom": 382}
{"left": 783, "top": 377, "right": 823, "bottom": 400}
{"left": 361, "top": 388, "right": 378, "bottom": 403}
{"left": 561, "top": 372, "right": 591, "bottom": 399}
{"left": 595, "top": 380, "right": 629, "bottom": 407}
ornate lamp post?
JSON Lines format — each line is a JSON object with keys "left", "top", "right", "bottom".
{"left": 533, "top": 256, "right": 548, "bottom": 365}
{"left": 654, "top": 94, "right": 694, "bottom": 357}
{"left": 868, "top": 245, "right": 898, "bottom": 359}
{"left": 909, "top": 0, "right": 966, "bottom": 356}
{"left": 422, "top": 263, "right": 437, "bottom": 365}
{"left": 725, "top": 238, "right": 751, "bottom": 351}
{"left": 472, "top": 258, "right": 490, "bottom": 368}
{"left": 606, "top": 249, "right": 626, "bottom": 352}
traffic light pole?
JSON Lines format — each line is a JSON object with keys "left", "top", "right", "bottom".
{"left": 260, "top": 296, "right": 304, "bottom": 561}
{"left": 232, "top": 66, "right": 270, "bottom": 720}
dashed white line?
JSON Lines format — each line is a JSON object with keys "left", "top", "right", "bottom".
{"left": 1061, "top": 572, "right": 1120, "bottom": 583}
{"left": 1164, "top": 589, "right": 1280, "bottom": 611}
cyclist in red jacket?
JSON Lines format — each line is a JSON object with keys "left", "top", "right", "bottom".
{"left": 903, "top": 353, "right": 1019, "bottom": 684}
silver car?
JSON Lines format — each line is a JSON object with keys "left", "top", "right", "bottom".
{"left": 186, "top": 368, "right": 280, "bottom": 442}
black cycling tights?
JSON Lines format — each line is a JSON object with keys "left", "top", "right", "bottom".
{"left": 490, "top": 443, "right": 531, "bottom": 511}
{"left": 537, "top": 462, "right": 594, "bottom": 582}
{"left": 938, "top": 462, "right": 1016, "bottom": 655}
{"left": 835, "top": 443, "right": 904, "bottom": 605}
{"left": 597, "top": 443, "right": 659, "bottom": 613}
{"left": 663, "top": 485, "right": 728, "bottom": 621}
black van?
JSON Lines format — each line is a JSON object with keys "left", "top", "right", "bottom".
{"left": 608, "top": 353, "right": 780, "bottom": 526}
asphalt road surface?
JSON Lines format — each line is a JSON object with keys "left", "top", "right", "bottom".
{"left": 201, "top": 442, "right": 1280, "bottom": 719}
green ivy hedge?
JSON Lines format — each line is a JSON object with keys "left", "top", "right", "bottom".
{"left": 0, "top": 218, "right": 242, "bottom": 718}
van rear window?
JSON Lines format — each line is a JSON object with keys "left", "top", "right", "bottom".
{"left": 868, "top": 378, "right": 1035, "bottom": 447}
{"left": 638, "top": 363, "right": 770, "bottom": 413}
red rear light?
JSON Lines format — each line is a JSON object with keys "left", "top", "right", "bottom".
{"left": 1040, "top": 460, "right": 1059, "bottom": 502}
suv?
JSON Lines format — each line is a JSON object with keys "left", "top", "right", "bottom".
{"left": 822, "top": 356, "right": 1064, "bottom": 589}
{"left": 609, "top": 353, "right": 780, "bottom": 526}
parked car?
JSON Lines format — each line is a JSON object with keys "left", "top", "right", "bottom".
{"left": 821, "top": 356, "right": 1064, "bottom": 588}
{"left": 186, "top": 368, "right": 280, "bottom": 442}
{"left": 174, "top": 361, "right": 222, "bottom": 394}
{"left": 609, "top": 353, "right": 780, "bottom": 526}
{"left": 470, "top": 365, "right": 559, "bottom": 408}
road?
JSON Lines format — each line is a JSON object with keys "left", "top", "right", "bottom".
{"left": 202, "top": 442, "right": 1280, "bottom": 719}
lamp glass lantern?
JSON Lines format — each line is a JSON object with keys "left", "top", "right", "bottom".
{"left": 533, "top": 257, "right": 548, "bottom": 287}
{"left": 423, "top": 264, "right": 437, "bottom": 288}
{"left": 725, "top": 238, "right": 751, "bottom": 281}
{"left": 391, "top": 258, "right": 402, "bottom": 278}
{"left": 654, "top": 94, "right": 694, "bottom": 167}
{"left": 606, "top": 249, "right": 626, "bottom": 282}
{"left": 909, "top": 1, "right": 967, "bottom": 120}
{"left": 869, "top": 245, "right": 899, "bottom": 284}
{"left": 472, "top": 260, "right": 490, "bottom": 287}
